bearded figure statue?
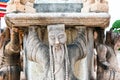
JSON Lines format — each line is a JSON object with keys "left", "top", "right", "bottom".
{"left": 25, "top": 24, "right": 87, "bottom": 80}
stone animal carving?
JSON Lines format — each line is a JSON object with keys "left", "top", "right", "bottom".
{"left": 25, "top": 24, "right": 87, "bottom": 80}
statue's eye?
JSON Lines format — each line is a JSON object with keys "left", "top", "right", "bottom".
{"left": 58, "top": 34, "right": 64, "bottom": 39}
{"left": 50, "top": 35, "right": 55, "bottom": 40}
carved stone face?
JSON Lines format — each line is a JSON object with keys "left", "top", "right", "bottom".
{"left": 48, "top": 24, "right": 66, "bottom": 50}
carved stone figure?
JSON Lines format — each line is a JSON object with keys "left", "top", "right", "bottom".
{"left": 6, "top": 0, "right": 36, "bottom": 13}
{"left": 94, "top": 30, "right": 120, "bottom": 80}
{"left": 6, "top": 0, "right": 25, "bottom": 13}
{"left": 114, "top": 33, "right": 120, "bottom": 51}
{"left": 90, "top": 0, "right": 109, "bottom": 12}
{"left": 81, "top": 0, "right": 94, "bottom": 12}
{"left": 81, "top": 0, "right": 108, "bottom": 12}
{"left": 0, "top": 28, "right": 21, "bottom": 80}
{"left": 25, "top": 24, "right": 87, "bottom": 80}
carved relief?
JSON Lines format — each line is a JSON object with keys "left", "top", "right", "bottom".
{"left": 81, "top": 0, "right": 109, "bottom": 12}
{"left": 6, "top": 0, "right": 36, "bottom": 13}
{"left": 25, "top": 24, "right": 87, "bottom": 80}
{"left": 94, "top": 30, "right": 120, "bottom": 80}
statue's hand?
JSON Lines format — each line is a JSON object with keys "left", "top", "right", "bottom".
{"left": 76, "top": 27, "right": 86, "bottom": 34}
{"left": 101, "top": 61, "right": 110, "bottom": 70}
{"left": 28, "top": 26, "right": 37, "bottom": 34}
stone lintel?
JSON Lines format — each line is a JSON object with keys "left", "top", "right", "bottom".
{"left": 5, "top": 13, "right": 110, "bottom": 28}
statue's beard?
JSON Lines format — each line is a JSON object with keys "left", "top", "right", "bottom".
{"left": 50, "top": 44, "right": 69, "bottom": 80}
{"left": 53, "top": 44, "right": 64, "bottom": 53}
{"left": 52, "top": 44, "right": 65, "bottom": 64}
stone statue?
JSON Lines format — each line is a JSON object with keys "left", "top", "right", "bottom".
{"left": 0, "top": 28, "right": 21, "bottom": 80}
{"left": 25, "top": 24, "right": 87, "bottom": 80}
{"left": 94, "top": 30, "right": 120, "bottom": 80}
{"left": 113, "top": 33, "right": 120, "bottom": 51}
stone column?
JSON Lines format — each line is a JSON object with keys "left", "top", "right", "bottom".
{"left": 87, "top": 28, "right": 95, "bottom": 79}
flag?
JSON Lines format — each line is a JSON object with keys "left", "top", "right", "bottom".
{"left": 0, "top": 0, "right": 9, "bottom": 17}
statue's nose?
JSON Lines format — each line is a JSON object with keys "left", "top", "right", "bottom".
{"left": 55, "top": 38, "right": 59, "bottom": 44}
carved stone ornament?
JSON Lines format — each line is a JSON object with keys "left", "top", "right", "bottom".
{"left": 81, "top": 0, "right": 109, "bottom": 13}
{"left": 6, "top": 0, "right": 36, "bottom": 13}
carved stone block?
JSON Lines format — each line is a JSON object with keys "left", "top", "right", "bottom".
{"left": 90, "top": 2, "right": 109, "bottom": 12}
{"left": 6, "top": 0, "right": 36, "bottom": 13}
{"left": 81, "top": 0, "right": 109, "bottom": 13}
{"left": 6, "top": 3, "right": 25, "bottom": 13}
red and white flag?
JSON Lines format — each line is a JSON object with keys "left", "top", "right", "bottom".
{"left": 0, "top": 0, "right": 9, "bottom": 17}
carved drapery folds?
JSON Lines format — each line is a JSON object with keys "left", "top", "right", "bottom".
{"left": 93, "top": 29, "right": 120, "bottom": 80}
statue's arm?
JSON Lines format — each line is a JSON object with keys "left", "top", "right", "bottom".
{"left": 69, "top": 28, "right": 87, "bottom": 61}
{"left": 97, "top": 44, "right": 110, "bottom": 69}
{"left": 25, "top": 27, "right": 49, "bottom": 65}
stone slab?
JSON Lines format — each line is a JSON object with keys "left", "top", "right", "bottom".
{"left": 5, "top": 13, "right": 110, "bottom": 28}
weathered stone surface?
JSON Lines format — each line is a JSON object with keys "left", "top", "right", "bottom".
{"left": 81, "top": 0, "right": 109, "bottom": 12}
{"left": 90, "top": 1, "right": 108, "bottom": 12}
{"left": 34, "top": 0, "right": 82, "bottom": 3}
{"left": 5, "top": 13, "right": 110, "bottom": 28}
{"left": 34, "top": 3, "right": 83, "bottom": 12}
{"left": 6, "top": 2, "right": 25, "bottom": 13}
{"left": 6, "top": 0, "right": 36, "bottom": 13}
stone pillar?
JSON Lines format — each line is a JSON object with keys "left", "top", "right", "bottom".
{"left": 78, "top": 57, "right": 88, "bottom": 80}
{"left": 87, "top": 28, "right": 95, "bottom": 79}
